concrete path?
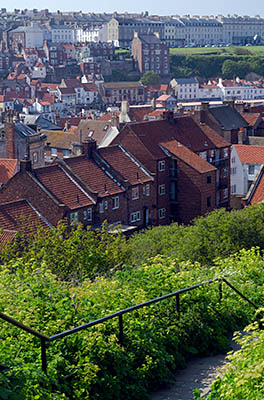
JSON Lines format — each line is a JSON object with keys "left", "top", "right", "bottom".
{"left": 151, "top": 334, "right": 240, "bottom": 400}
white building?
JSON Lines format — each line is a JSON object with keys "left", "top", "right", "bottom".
{"left": 76, "top": 27, "right": 100, "bottom": 43}
{"left": 170, "top": 77, "right": 199, "bottom": 100}
{"left": 198, "top": 82, "right": 222, "bottom": 100}
{"left": 231, "top": 144, "right": 264, "bottom": 195}
{"left": 218, "top": 78, "right": 264, "bottom": 100}
{"left": 51, "top": 25, "right": 77, "bottom": 43}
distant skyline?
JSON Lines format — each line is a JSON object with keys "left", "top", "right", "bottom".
{"left": 4, "top": 0, "right": 264, "bottom": 17}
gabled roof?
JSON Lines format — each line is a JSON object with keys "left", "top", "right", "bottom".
{"left": 245, "top": 165, "right": 264, "bottom": 205}
{"left": 98, "top": 145, "right": 153, "bottom": 185}
{"left": 0, "top": 159, "right": 18, "bottom": 184}
{"left": 0, "top": 199, "right": 53, "bottom": 235}
{"left": 58, "top": 87, "right": 76, "bottom": 95}
{"left": 114, "top": 116, "right": 217, "bottom": 173}
{"left": 77, "top": 120, "right": 113, "bottom": 145}
{"left": 234, "top": 144, "right": 264, "bottom": 164}
{"left": 241, "top": 113, "right": 261, "bottom": 127}
{"left": 63, "top": 156, "right": 123, "bottom": 197}
{"left": 209, "top": 106, "right": 248, "bottom": 130}
{"left": 174, "top": 77, "right": 198, "bottom": 85}
{"left": 160, "top": 140, "right": 216, "bottom": 174}
{"left": 156, "top": 94, "right": 175, "bottom": 102}
{"left": 103, "top": 81, "right": 143, "bottom": 89}
{"left": 34, "top": 164, "right": 94, "bottom": 209}
{"left": 199, "top": 124, "right": 231, "bottom": 148}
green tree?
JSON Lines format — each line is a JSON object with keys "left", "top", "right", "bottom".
{"left": 140, "top": 71, "right": 160, "bottom": 86}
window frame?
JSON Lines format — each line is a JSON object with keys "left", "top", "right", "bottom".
{"left": 112, "top": 196, "right": 119, "bottom": 210}
{"left": 158, "top": 160, "right": 165, "bottom": 171}
{"left": 158, "top": 208, "right": 166, "bottom": 219}
{"left": 159, "top": 184, "right": 166, "bottom": 196}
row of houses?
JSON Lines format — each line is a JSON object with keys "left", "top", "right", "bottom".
{"left": 0, "top": 108, "right": 233, "bottom": 239}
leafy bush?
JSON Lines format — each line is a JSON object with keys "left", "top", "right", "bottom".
{"left": 127, "top": 204, "right": 264, "bottom": 266}
{"left": 204, "top": 316, "right": 264, "bottom": 399}
{"left": 0, "top": 247, "right": 264, "bottom": 399}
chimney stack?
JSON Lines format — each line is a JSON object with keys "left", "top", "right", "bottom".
{"left": 5, "top": 111, "right": 16, "bottom": 159}
{"left": 82, "top": 137, "right": 97, "bottom": 159}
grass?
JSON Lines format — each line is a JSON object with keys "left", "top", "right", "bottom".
{"left": 170, "top": 46, "right": 264, "bottom": 56}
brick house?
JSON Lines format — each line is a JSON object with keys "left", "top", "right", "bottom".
{"left": 111, "top": 114, "right": 230, "bottom": 223}
{"left": 100, "top": 81, "right": 145, "bottom": 105}
{"left": 0, "top": 139, "right": 155, "bottom": 231}
{"left": 192, "top": 102, "right": 248, "bottom": 144}
{"left": 159, "top": 140, "right": 216, "bottom": 224}
{"left": 131, "top": 32, "right": 170, "bottom": 76}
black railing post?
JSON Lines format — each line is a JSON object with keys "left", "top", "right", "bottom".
{"left": 176, "top": 293, "right": 180, "bottom": 318}
{"left": 118, "top": 314, "right": 123, "bottom": 346}
{"left": 219, "top": 280, "right": 223, "bottom": 302}
{"left": 41, "top": 338, "right": 47, "bottom": 374}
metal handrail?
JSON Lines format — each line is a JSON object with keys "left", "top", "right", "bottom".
{"left": 0, "top": 277, "right": 260, "bottom": 374}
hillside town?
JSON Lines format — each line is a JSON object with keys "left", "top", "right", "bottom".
{"left": 1, "top": 8, "right": 264, "bottom": 240}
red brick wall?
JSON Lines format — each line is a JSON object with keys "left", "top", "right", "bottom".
{"left": 0, "top": 169, "right": 66, "bottom": 227}
{"left": 5, "top": 121, "right": 15, "bottom": 159}
{"left": 177, "top": 160, "right": 216, "bottom": 224}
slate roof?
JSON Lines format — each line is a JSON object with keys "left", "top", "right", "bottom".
{"left": 209, "top": 106, "right": 248, "bottom": 130}
{"left": 175, "top": 78, "right": 198, "bottom": 85}
{"left": 23, "top": 115, "right": 61, "bottom": 130}
{"left": 160, "top": 141, "right": 216, "bottom": 174}
{"left": 235, "top": 145, "right": 264, "bottom": 164}
{"left": 0, "top": 159, "right": 18, "bottom": 184}
{"left": 137, "top": 34, "right": 162, "bottom": 44}
{"left": 15, "top": 123, "right": 38, "bottom": 137}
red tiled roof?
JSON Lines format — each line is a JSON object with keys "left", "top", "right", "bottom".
{"left": 35, "top": 164, "right": 94, "bottom": 209}
{"left": 0, "top": 199, "right": 52, "bottom": 235}
{"left": 98, "top": 146, "right": 152, "bottom": 185}
{"left": 64, "top": 156, "right": 123, "bottom": 197}
{"left": 59, "top": 87, "right": 76, "bottom": 95}
{"left": 115, "top": 116, "right": 217, "bottom": 170}
{"left": 58, "top": 116, "right": 86, "bottom": 128}
{"left": 160, "top": 140, "right": 216, "bottom": 173}
{"left": 248, "top": 166, "right": 264, "bottom": 204}
{"left": 0, "top": 230, "right": 17, "bottom": 245}
{"left": 41, "top": 83, "right": 59, "bottom": 90}
{"left": 156, "top": 94, "right": 173, "bottom": 101}
{"left": 0, "top": 159, "right": 18, "bottom": 184}
{"left": 98, "top": 112, "right": 120, "bottom": 121}
{"left": 129, "top": 106, "right": 153, "bottom": 122}
{"left": 242, "top": 113, "right": 261, "bottom": 127}
{"left": 199, "top": 124, "right": 231, "bottom": 148}
{"left": 235, "top": 144, "right": 264, "bottom": 164}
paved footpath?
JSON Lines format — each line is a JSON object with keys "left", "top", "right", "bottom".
{"left": 151, "top": 334, "right": 240, "bottom": 400}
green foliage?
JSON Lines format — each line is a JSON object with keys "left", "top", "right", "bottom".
{"left": 2, "top": 204, "right": 264, "bottom": 398}
{"left": 140, "top": 71, "right": 160, "bottom": 86}
{"left": 170, "top": 53, "right": 264, "bottom": 78}
{"left": 127, "top": 204, "right": 264, "bottom": 267}
{"left": 206, "top": 317, "right": 264, "bottom": 399}
{"left": 1, "top": 246, "right": 264, "bottom": 399}
{"left": 0, "top": 221, "right": 128, "bottom": 281}
{"left": 232, "top": 47, "right": 252, "bottom": 55}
